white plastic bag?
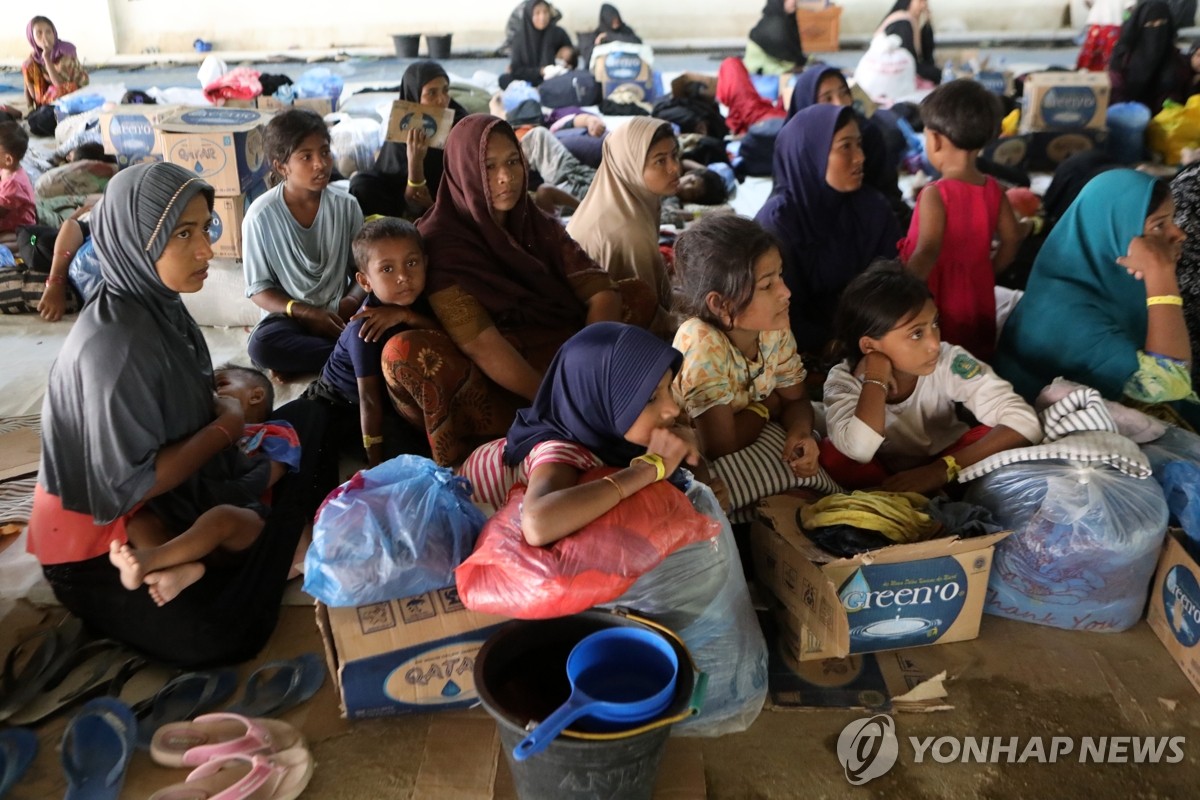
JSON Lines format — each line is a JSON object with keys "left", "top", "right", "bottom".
{"left": 329, "top": 116, "right": 383, "bottom": 179}
{"left": 606, "top": 479, "right": 767, "bottom": 737}
{"left": 853, "top": 34, "right": 918, "bottom": 108}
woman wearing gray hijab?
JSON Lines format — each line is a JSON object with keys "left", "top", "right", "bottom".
{"left": 28, "top": 162, "right": 331, "bottom": 668}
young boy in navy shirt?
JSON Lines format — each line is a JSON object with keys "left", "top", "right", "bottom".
{"left": 312, "top": 217, "right": 435, "bottom": 465}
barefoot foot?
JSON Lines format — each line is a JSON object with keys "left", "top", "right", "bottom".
{"left": 144, "top": 562, "right": 206, "bottom": 607}
{"left": 108, "top": 541, "right": 145, "bottom": 591}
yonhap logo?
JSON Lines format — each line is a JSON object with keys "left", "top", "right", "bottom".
{"left": 837, "top": 714, "right": 899, "bottom": 785}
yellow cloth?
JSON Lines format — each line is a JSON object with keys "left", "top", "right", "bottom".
{"left": 800, "top": 491, "right": 940, "bottom": 544}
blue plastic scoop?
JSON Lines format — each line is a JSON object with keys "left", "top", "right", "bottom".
{"left": 511, "top": 628, "right": 678, "bottom": 761}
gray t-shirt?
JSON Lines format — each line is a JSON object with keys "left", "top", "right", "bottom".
{"left": 242, "top": 183, "right": 364, "bottom": 315}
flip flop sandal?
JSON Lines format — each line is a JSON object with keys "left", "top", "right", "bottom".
{"left": 0, "top": 615, "right": 88, "bottom": 723}
{"left": 0, "top": 727, "right": 38, "bottom": 799}
{"left": 150, "top": 712, "right": 304, "bottom": 768}
{"left": 61, "top": 697, "right": 138, "bottom": 800}
{"left": 8, "top": 640, "right": 136, "bottom": 727}
{"left": 226, "top": 654, "right": 324, "bottom": 719}
{"left": 137, "top": 669, "right": 239, "bottom": 749}
{"left": 148, "top": 747, "right": 314, "bottom": 800}
{"left": 113, "top": 659, "right": 180, "bottom": 717}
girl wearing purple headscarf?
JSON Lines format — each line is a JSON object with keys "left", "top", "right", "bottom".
{"left": 755, "top": 104, "right": 899, "bottom": 359}
{"left": 22, "top": 16, "right": 88, "bottom": 109}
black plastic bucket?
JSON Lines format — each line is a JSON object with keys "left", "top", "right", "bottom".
{"left": 392, "top": 34, "right": 420, "bottom": 58}
{"left": 475, "top": 611, "right": 702, "bottom": 800}
{"left": 425, "top": 34, "right": 453, "bottom": 60}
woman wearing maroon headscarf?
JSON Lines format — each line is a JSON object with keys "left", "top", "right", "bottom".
{"left": 22, "top": 16, "right": 88, "bottom": 109}
{"left": 381, "top": 114, "right": 655, "bottom": 466}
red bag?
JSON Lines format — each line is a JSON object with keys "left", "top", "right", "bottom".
{"left": 455, "top": 468, "right": 722, "bottom": 619}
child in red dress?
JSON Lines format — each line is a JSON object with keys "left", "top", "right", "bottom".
{"left": 899, "top": 80, "right": 1027, "bottom": 361}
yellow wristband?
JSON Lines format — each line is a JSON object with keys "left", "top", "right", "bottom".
{"left": 631, "top": 453, "right": 667, "bottom": 482}
{"left": 407, "top": 178, "right": 427, "bottom": 188}
{"left": 285, "top": 299, "right": 297, "bottom": 317}
{"left": 941, "top": 454, "right": 961, "bottom": 483}
{"left": 363, "top": 434, "right": 384, "bottom": 448}
{"left": 1147, "top": 295, "right": 1184, "bottom": 307}
{"left": 747, "top": 402, "right": 770, "bottom": 420}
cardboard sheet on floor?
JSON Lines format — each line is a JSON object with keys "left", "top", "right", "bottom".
{"left": 766, "top": 642, "right": 950, "bottom": 713}
{"left": 0, "top": 427, "right": 39, "bottom": 481}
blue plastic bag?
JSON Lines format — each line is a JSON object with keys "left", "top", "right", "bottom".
{"left": 1141, "top": 425, "right": 1200, "bottom": 551}
{"left": 0, "top": 245, "right": 14, "bottom": 269}
{"left": 304, "top": 455, "right": 487, "bottom": 607}
{"left": 67, "top": 238, "right": 101, "bottom": 304}
{"left": 965, "top": 462, "right": 1168, "bottom": 632}
{"left": 295, "top": 68, "right": 344, "bottom": 103}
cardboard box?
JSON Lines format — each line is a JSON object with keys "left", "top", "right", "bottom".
{"left": 982, "top": 128, "right": 1109, "bottom": 172}
{"left": 975, "top": 70, "right": 1015, "bottom": 97}
{"left": 1020, "top": 71, "right": 1110, "bottom": 133}
{"left": 316, "top": 587, "right": 508, "bottom": 719}
{"left": 751, "top": 495, "right": 1008, "bottom": 661}
{"left": 594, "top": 49, "right": 655, "bottom": 101}
{"left": 797, "top": 5, "right": 842, "bottom": 53}
{"left": 158, "top": 106, "right": 273, "bottom": 196}
{"left": 98, "top": 104, "right": 180, "bottom": 169}
{"left": 1147, "top": 530, "right": 1200, "bottom": 696}
{"left": 208, "top": 193, "right": 253, "bottom": 260}
{"left": 385, "top": 100, "right": 456, "bottom": 149}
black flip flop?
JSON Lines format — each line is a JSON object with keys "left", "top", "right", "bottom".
{"left": 8, "top": 639, "right": 136, "bottom": 727}
{"left": 136, "top": 668, "right": 239, "bottom": 749}
{"left": 0, "top": 615, "right": 88, "bottom": 723}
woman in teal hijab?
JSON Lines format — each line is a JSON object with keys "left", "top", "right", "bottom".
{"left": 992, "top": 169, "right": 1197, "bottom": 424}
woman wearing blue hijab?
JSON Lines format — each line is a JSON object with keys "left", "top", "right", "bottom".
{"left": 993, "top": 169, "right": 1197, "bottom": 425}
{"left": 460, "top": 322, "right": 716, "bottom": 545}
{"left": 786, "top": 63, "right": 903, "bottom": 220}
{"left": 755, "top": 104, "right": 899, "bottom": 358}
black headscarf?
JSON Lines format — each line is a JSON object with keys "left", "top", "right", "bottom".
{"left": 1110, "top": 0, "right": 1185, "bottom": 112}
{"left": 879, "top": 0, "right": 938, "bottom": 82}
{"left": 749, "top": 0, "right": 806, "bottom": 65}
{"left": 40, "top": 163, "right": 226, "bottom": 523}
{"left": 598, "top": 4, "right": 641, "bottom": 44}
{"left": 509, "top": 0, "right": 573, "bottom": 85}
{"left": 351, "top": 61, "right": 468, "bottom": 218}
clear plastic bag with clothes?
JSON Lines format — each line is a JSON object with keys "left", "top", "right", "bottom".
{"left": 304, "top": 455, "right": 487, "bottom": 607}
{"left": 965, "top": 461, "right": 1168, "bottom": 632}
{"left": 1141, "top": 425, "right": 1200, "bottom": 550}
{"left": 605, "top": 479, "right": 767, "bottom": 737}
{"left": 328, "top": 115, "right": 383, "bottom": 179}
{"left": 295, "top": 68, "right": 345, "bottom": 104}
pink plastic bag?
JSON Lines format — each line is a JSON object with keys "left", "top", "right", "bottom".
{"left": 455, "top": 468, "right": 721, "bottom": 619}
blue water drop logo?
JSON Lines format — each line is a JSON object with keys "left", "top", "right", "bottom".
{"left": 840, "top": 570, "right": 871, "bottom": 613}
{"left": 441, "top": 680, "right": 462, "bottom": 697}
{"left": 194, "top": 161, "right": 205, "bottom": 174}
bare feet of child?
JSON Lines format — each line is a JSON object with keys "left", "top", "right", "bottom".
{"left": 144, "top": 562, "right": 206, "bottom": 607}
{"left": 109, "top": 541, "right": 146, "bottom": 591}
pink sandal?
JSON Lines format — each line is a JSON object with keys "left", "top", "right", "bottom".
{"left": 149, "top": 713, "right": 304, "bottom": 768}
{"left": 147, "top": 747, "right": 313, "bottom": 800}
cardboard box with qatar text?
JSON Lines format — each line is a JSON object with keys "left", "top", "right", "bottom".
{"left": 593, "top": 48, "right": 655, "bottom": 102}
{"left": 158, "top": 106, "right": 273, "bottom": 196}
{"left": 316, "top": 587, "right": 508, "bottom": 720}
{"left": 1020, "top": 71, "right": 1110, "bottom": 133}
{"left": 1147, "top": 530, "right": 1200, "bottom": 696}
{"left": 751, "top": 495, "right": 1008, "bottom": 661}
{"left": 207, "top": 187, "right": 266, "bottom": 260}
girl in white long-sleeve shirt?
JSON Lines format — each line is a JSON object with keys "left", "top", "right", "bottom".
{"left": 820, "top": 263, "right": 1043, "bottom": 494}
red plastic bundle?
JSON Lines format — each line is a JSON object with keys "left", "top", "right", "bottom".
{"left": 455, "top": 468, "right": 722, "bottom": 619}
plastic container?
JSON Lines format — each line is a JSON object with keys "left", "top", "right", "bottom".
{"left": 425, "top": 33, "right": 452, "bottom": 60}
{"left": 475, "top": 611, "right": 703, "bottom": 800}
{"left": 1107, "top": 102, "right": 1152, "bottom": 164}
{"left": 392, "top": 34, "right": 420, "bottom": 58}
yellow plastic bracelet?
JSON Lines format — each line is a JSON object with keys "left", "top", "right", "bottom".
{"left": 1147, "top": 295, "right": 1184, "bottom": 307}
{"left": 285, "top": 299, "right": 297, "bottom": 317}
{"left": 747, "top": 402, "right": 770, "bottom": 420}
{"left": 942, "top": 454, "right": 961, "bottom": 483}
{"left": 363, "top": 434, "right": 384, "bottom": 448}
{"left": 631, "top": 453, "right": 667, "bottom": 482}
